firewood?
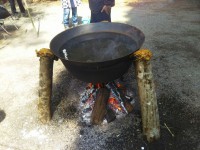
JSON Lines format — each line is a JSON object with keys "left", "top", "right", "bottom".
{"left": 124, "top": 101, "right": 134, "bottom": 113}
{"left": 105, "top": 106, "right": 116, "bottom": 123}
{"left": 117, "top": 87, "right": 134, "bottom": 113}
{"left": 91, "top": 88, "right": 110, "bottom": 125}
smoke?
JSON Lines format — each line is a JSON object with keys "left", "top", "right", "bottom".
{"left": 60, "top": 35, "right": 137, "bottom": 62}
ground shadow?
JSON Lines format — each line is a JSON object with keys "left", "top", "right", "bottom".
{"left": 70, "top": 64, "right": 147, "bottom": 150}
{"left": 156, "top": 86, "right": 200, "bottom": 150}
{"left": 0, "top": 109, "right": 6, "bottom": 123}
{"left": 63, "top": 0, "right": 200, "bottom": 149}
{"left": 27, "top": 8, "right": 44, "bottom": 18}
{"left": 51, "top": 66, "right": 86, "bottom": 120}
{"left": 121, "top": 0, "right": 200, "bottom": 150}
{"left": 0, "top": 3, "right": 45, "bottom": 40}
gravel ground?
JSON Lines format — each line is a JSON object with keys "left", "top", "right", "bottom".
{"left": 0, "top": 0, "right": 200, "bottom": 150}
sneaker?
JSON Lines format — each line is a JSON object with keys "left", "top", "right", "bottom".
{"left": 64, "top": 25, "right": 69, "bottom": 30}
{"left": 73, "top": 22, "right": 78, "bottom": 27}
{"left": 21, "top": 11, "right": 28, "bottom": 17}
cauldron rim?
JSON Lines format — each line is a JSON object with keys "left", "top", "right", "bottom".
{"left": 50, "top": 22, "right": 145, "bottom": 62}
{"left": 57, "top": 32, "right": 137, "bottom": 63}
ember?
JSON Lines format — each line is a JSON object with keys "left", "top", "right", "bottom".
{"left": 80, "top": 80, "right": 134, "bottom": 125}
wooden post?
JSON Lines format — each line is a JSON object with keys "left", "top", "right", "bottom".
{"left": 36, "top": 48, "right": 58, "bottom": 124}
{"left": 133, "top": 49, "right": 160, "bottom": 142}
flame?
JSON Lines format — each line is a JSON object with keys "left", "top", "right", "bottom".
{"left": 116, "top": 82, "right": 126, "bottom": 94}
{"left": 86, "top": 83, "right": 93, "bottom": 89}
{"left": 95, "top": 83, "right": 104, "bottom": 89}
{"left": 87, "top": 83, "right": 105, "bottom": 89}
{"left": 108, "top": 97, "right": 122, "bottom": 111}
{"left": 85, "top": 82, "right": 125, "bottom": 112}
{"left": 89, "top": 94, "right": 93, "bottom": 98}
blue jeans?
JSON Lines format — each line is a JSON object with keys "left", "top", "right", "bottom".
{"left": 8, "top": 0, "right": 25, "bottom": 14}
{"left": 63, "top": 7, "right": 78, "bottom": 27}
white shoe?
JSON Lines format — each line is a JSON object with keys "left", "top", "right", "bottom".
{"left": 64, "top": 25, "right": 69, "bottom": 30}
{"left": 73, "top": 23, "right": 78, "bottom": 27}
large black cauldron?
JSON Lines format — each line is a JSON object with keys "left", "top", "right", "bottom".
{"left": 50, "top": 22, "right": 145, "bottom": 83}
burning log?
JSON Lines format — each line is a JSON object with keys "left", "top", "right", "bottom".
{"left": 106, "top": 82, "right": 128, "bottom": 114}
{"left": 36, "top": 48, "right": 58, "bottom": 124}
{"left": 115, "top": 81, "right": 134, "bottom": 113}
{"left": 105, "top": 106, "right": 116, "bottom": 123}
{"left": 133, "top": 49, "right": 160, "bottom": 142}
{"left": 124, "top": 101, "right": 134, "bottom": 113}
{"left": 91, "top": 87, "right": 110, "bottom": 125}
{"left": 80, "top": 82, "right": 133, "bottom": 125}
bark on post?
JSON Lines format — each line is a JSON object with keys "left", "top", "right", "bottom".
{"left": 36, "top": 48, "right": 58, "bottom": 124}
{"left": 133, "top": 49, "right": 160, "bottom": 142}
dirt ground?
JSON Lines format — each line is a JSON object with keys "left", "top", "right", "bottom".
{"left": 0, "top": 0, "right": 200, "bottom": 150}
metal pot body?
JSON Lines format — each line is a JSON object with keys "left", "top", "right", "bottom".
{"left": 50, "top": 22, "right": 145, "bottom": 83}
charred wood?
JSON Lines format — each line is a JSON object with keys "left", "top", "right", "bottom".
{"left": 91, "top": 88, "right": 110, "bottom": 125}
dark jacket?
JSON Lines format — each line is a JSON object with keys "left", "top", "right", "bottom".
{"left": 89, "top": 0, "right": 115, "bottom": 13}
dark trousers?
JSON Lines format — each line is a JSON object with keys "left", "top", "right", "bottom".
{"left": 90, "top": 11, "right": 111, "bottom": 23}
{"left": 8, "top": 0, "right": 25, "bottom": 14}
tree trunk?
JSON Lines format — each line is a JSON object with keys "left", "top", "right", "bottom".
{"left": 36, "top": 48, "right": 57, "bottom": 124}
{"left": 134, "top": 50, "right": 160, "bottom": 142}
{"left": 38, "top": 57, "right": 53, "bottom": 123}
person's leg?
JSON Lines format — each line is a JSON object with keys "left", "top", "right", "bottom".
{"left": 16, "top": 0, "right": 25, "bottom": 13}
{"left": 8, "top": 0, "right": 17, "bottom": 14}
{"left": 63, "top": 8, "right": 70, "bottom": 29}
{"left": 71, "top": 7, "right": 78, "bottom": 26}
{"left": 90, "top": 11, "right": 111, "bottom": 23}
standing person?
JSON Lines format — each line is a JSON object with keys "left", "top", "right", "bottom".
{"left": 61, "top": 0, "right": 81, "bottom": 29}
{"left": 8, "top": 0, "right": 27, "bottom": 18}
{"left": 88, "top": 0, "right": 115, "bottom": 23}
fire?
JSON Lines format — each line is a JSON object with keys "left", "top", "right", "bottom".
{"left": 108, "top": 97, "right": 122, "bottom": 112}
{"left": 95, "top": 83, "right": 104, "bottom": 89}
{"left": 86, "top": 83, "right": 93, "bottom": 89}
{"left": 116, "top": 82, "right": 126, "bottom": 93}
{"left": 80, "top": 81, "right": 134, "bottom": 124}
{"left": 86, "top": 82, "right": 126, "bottom": 113}
{"left": 87, "top": 83, "right": 104, "bottom": 89}
{"left": 83, "top": 81, "right": 130, "bottom": 114}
